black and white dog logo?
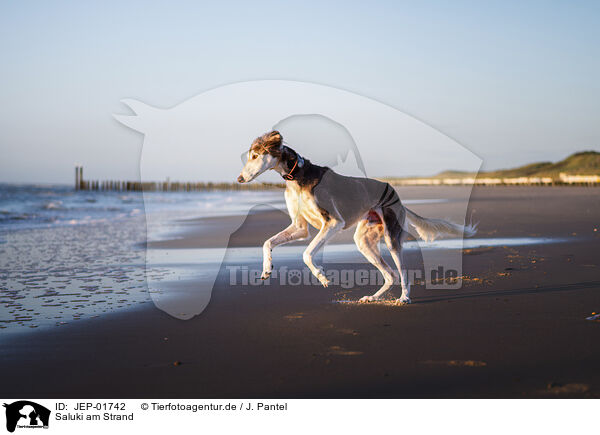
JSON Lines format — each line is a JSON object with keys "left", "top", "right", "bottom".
{"left": 3, "top": 401, "right": 50, "bottom": 433}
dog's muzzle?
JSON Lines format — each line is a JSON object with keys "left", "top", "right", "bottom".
{"left": 237, "top": 175, "right": 245, "bottom": 183}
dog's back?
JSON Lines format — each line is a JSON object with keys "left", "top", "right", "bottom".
{"left": 302, "top": 162, "right": 392, "bottom": 229}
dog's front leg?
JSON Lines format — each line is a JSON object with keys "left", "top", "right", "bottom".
{"left": 302, "top": 219, "right": 344, "bottom": 287}
{"left": 262, "top": 222, "right": 309, "bottom": 279}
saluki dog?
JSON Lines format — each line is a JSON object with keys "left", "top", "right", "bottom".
{"left": 237, "top": 131, "right": 476, "bottom": 303}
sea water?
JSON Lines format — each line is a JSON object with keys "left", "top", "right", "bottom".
{"left": 0, "top": 184, "right": 283, "bottom": 335}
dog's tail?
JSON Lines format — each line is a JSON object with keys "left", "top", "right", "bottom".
{"left": 404, "top": 207, "right": 477, "bottom": 242}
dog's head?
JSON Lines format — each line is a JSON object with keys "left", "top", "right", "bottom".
{"left": 237, "top": 130, "right": 283, "bottom": 183}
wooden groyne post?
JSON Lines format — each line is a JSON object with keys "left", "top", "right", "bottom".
{"left": 74, "top": 166, "right": 84, "bottom": 190}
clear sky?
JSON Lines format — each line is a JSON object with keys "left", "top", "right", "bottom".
{"left": 1, "top": 0, "right": 599, "bottom": 183}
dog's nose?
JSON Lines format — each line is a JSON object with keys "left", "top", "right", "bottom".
{"left": 237, "top": 175, "right": 245, "bottom": 183}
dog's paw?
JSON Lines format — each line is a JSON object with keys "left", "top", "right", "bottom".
{"left": 261, "top": 271, "right": 271, "bottom": 280}
{"left": 396, "top": 296, "right": 411, "bottom": 305}
{"left": 317, "top": 274, "right": 330, "bottom": 288}
{"left": 359, "top": 295, "right": 379, "bottom": 303}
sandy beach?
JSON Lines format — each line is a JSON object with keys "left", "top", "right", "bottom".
{"left": 1, "top": 186, "right": 600, "bottom": 398}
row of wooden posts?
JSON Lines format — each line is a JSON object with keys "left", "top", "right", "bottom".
{"left": 74, "top": 166, "right": 284, "bottom": 191}
{"left": 74, "top": 166, "right": 600, "bottom": 192}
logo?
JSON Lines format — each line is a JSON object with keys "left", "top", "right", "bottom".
{"left": 3, "top": 401, "right": 50, "bottom": 433}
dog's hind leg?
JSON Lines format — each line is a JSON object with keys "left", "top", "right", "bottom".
{"left": 382, "top": 206, "right": 411, "bottom": 304}
{"left": 354, "top": 216, "right": 398, "bottom": 302}
{"left": 387, "top": 231, "right": 411, "bottom": 304}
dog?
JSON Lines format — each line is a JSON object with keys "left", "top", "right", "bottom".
{"left": 237, "top": 130, "right": 476, "bottom": 303}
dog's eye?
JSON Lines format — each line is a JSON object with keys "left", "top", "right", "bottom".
{"left": 251, "top": 154, "right": 258, "bottom": 160}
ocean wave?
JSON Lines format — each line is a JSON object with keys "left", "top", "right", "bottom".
{"left": 120, "top": 195, "right": 139, "bottom": 203}
{"left": 42, "top": 201, "right": 65, "bottom": 210}
{"left": 9, "top": 214, "right": 31, "bottom": 220}
{"left": 55, "top": 217, "right": 109, "bottom": 226}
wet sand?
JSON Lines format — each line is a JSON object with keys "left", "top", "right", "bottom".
{"left": 2, "top": 186, "right": 600, "bottom": 398}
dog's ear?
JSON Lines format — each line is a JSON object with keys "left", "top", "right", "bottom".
{"left": 265, "top": 130, "right": 282, "bottom": 147}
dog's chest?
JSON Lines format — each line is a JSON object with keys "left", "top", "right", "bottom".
{"left": 285, "top": 184, "right": 326, "bottom": 229}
